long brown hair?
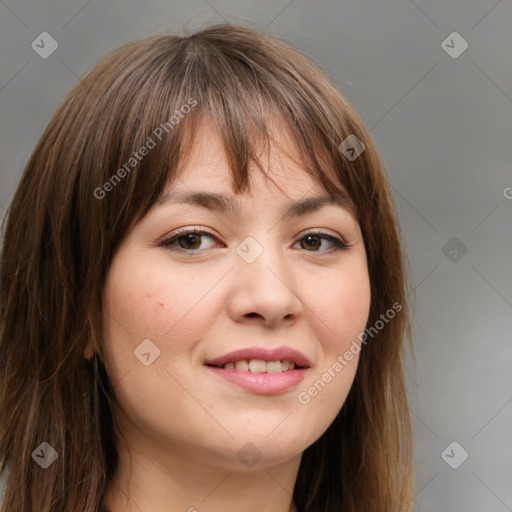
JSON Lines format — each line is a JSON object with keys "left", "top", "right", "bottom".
{"left": 0, "top": 22, "right": 414, "bottom": 512}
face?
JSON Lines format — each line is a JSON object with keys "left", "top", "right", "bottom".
{"left": 99, "top": 117, "right": 371, "bottom": 471}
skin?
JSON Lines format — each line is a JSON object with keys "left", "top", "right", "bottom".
{"left": 94, "top": 117, "right": 371, "bottom": 512}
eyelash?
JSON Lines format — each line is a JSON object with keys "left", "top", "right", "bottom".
{"left": 159, "top": 227, "right": 349, "bottom": 256}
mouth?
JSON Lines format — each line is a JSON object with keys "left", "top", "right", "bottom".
{"left": 205, "top": 359, "right": 305, "bottom": 372}
{"left": 203, "top": 347, "right": 311, "bottom": 394}
{"left": 203, "top": 346, "right": 311, "bottom": 372}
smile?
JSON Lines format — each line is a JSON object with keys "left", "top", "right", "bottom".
{"left": 204, "top": 362, "right": 309, "bottom": 395}
{"left": 208, "top": 359, "right": 298, "bottom": 372}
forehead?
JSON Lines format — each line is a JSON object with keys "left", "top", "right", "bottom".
{"left": 152, "top": 117, "right": 358, "bottom": 220}
{"left": 170, "top": 116, "right": 332, "bottom": 196}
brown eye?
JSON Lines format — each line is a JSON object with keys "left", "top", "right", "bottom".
{"left": 160, "top": 229, "right": 218, "bottom": 253}
{"left": 296, "top": 232, "right": 349, "bottom": 253}
{"left": 174, "top": 233, "right": 203, "bottom": 250}
{"left": 300, "top": 234, "right": 322, "bottom": 251}
{"left": 160, "top": 228, "right": 349, "bottom": 256}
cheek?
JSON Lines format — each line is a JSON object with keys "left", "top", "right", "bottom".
{"left": 101, "top": 250, "right": 227, "bottom": 383}
{"left": 103, "top": 252, "right": 203, "bottom": 340}
{"left": 293, "top": 263, "right": 370, "bottom": 444}
{"left": 100, "top": 252, "right": 219, "bottom": 426}
{"left": 308, "top": 261, "right": 371, "bottom": 354}
{"left": 100, "top": 252, "right": 185, "bottom": 384}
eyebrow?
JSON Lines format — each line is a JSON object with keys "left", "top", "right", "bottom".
{"left": 153, "top": 190, "right": 354, "bottom": 218}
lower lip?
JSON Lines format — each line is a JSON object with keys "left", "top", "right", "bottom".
{"left": 204, "top": 365, "right": 308, "bottom": 394}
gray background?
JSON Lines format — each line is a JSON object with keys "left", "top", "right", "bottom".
{"left": 1, "top": 1, "right": 511, "bottom": 510}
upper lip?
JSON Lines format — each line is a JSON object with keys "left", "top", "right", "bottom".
{"left": 204, "top": 346, "right": 311, "bottom": 368}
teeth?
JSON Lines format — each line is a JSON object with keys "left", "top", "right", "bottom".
{"left": 235, "top": 360, "right": 249, "bottom": 371}
{"left": 266, "top": 361, "right": 282, "bottom": 373}
{"left": 223, "top": 359, "right": 297, "bottom": 372}
{"left": 249, "top": 359, "right": 267, "bottom": 373}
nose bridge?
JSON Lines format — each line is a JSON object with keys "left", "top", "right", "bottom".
{"left": 229, "top": 233, "right": 302, "bottom": 326}
{"left": 236, "top": 233, "right": 286, "bottom": 284}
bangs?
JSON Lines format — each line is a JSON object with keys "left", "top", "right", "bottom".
{"left": 89, "top": 30, "right": 361, "bottom": 247}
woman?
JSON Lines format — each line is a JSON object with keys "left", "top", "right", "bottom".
{"left": 0, "top": 22, "right": 414, "bottom": 512}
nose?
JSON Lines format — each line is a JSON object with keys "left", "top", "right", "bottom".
{"left": 226, "top": 239, "right": 303, "bottom": 328}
